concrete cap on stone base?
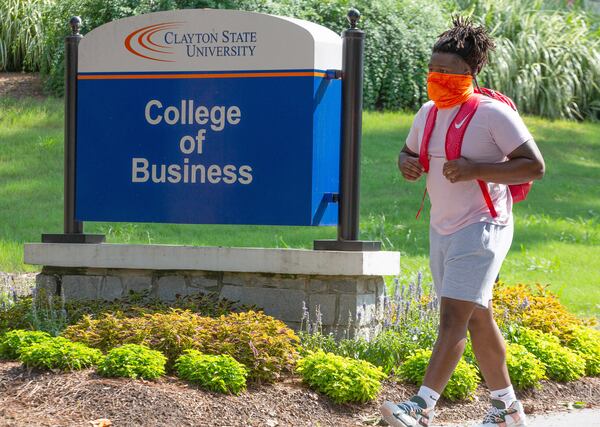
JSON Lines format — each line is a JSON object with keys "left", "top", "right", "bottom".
{"left": 24, "top": 243, "right": 400, "bottom": 276}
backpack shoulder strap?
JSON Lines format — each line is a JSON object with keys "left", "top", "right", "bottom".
{"left": 445, "top": 95, "right": 480, "bottom": 160}
{"left": 445, "top": 95, "right": 499, "bottom": 218}
{"left": 419, "top": 104, "right": 438, "bottom": 173}
{"left": 474, "top": 87, "right": 517, "bottom": 111}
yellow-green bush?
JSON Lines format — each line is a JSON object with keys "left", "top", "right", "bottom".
{"left": 512, "top": 327, "right": 586, "bottom": 382}
{"left": 97, "top": 344, "right": 167, "bottom": 380}
{"left": 296, "top": 350, "right": 387, "bottom": 403}
{"left": 398, "top": 349, "right": 479, "bottom": 401}
{"left": 494, "top": 283, "right": 593, "bottom": 341}
{"left": 564, "top": 327, "right": 600, "bottom": 376}
{"left": 506, "top": 343, "right": 547, "bottom": 389}
{"left": 19, "top": 336, "right": 102, "bottom": 371}
{"left": 175, "top": 349, "right": 248, "bottom": 394}
{"left": 0, "top": 329, "right": 52, "bottom": 360}
{"left": 63, "top": 309, "right": 299, "bottom": 381}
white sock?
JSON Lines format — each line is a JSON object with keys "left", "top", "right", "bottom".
{"left": 417, "top": 385, "right": 440, "bottom": 409}
{"left": 490, "top": 385, "right": 517, "bottom": 407}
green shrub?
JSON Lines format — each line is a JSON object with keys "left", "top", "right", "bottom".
{"left": 564, "top": 327, "right": 600, "bottom": 376}
{"left": 19, "top": 336, "right": 102, "bottom": 370}
{"left": 300, "top": 329, "right": 423, "bottom": 375}
{"left": 0, "top": 289, "right": 249, "bottom": 335}
{"left": 201, "top": 310, "right": 300, "bottom": 382}
{"left": 506, "top": 343, "right": 547, "bottom": 390}
{"left": 0, "top": 330, "right": 52, "bottom": 360}
{"left": 462, "top": 337, "right": 477, "bottom": 365}
{"left": 35, "top": 0, "right": 446, "bottom": 109}
{"left": 296, "top": 350, "right": 386, "bottom": 403}
{"left": 62, "top": 310, "right": 214, "bottom": 362}
{"left": 399, "top": 349, "right": 479, "bottom": 401}
{"left": 511, "top": 327, "right": 586, "bottom": 382}
{"left": 63, "top": 310, "right": 299, "bottom": 381}
{"left": 455, "top": 0, "right": 600, "bottom": 120}
{"left": 97, "top": 344, "right": 167, "bottom": 380}
{"left": 175, "top": 349, "right": 248, "bottom": 394}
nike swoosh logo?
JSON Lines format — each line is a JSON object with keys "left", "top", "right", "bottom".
{"left": 498, "top": 392, "right": 508, "bottom": 397}
{"left": 455, "top": 113, "right": 472, "bottom": 129}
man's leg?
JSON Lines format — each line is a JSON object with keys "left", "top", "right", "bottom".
{"left": 380, "top": 296, "right": 477, "bottom": 426}
{"left": 468, "top": 304, "right": 529, "bottom": 426}
{"left": 422, "top": 296, "right": 477, "bottom": 391}
{"left": 467, "top": 303, "right": 510, "bottom": 390}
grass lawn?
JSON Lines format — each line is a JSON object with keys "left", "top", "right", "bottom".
{"left": 1, "top": 96, "right": 598, "bottom": 317}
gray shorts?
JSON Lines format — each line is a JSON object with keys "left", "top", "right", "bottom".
{"left": 429, "top": 220, "right": 514, "bottom": 309}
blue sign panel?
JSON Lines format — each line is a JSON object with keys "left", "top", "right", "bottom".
{"left": 74, "top": 10, "right": 343, "bottom": 226}
{"left": 76, "top": 71, "right": 341, "bottom": 225}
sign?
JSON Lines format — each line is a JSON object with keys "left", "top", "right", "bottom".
{"left": 75, "top": 9, "right": 342, "bottom": 226}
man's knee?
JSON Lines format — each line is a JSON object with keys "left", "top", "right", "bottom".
{"left": 468, "top": 308, "right": 494, "bottom": 334}
{"left": 439, "top": 302, "right": 472, "bottom": 336}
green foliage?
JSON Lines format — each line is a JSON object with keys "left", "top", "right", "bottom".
{"left": 63, "top": 310, "right": 299, "bottom": 381}
{"left": 493, "top": 283, "right": 593, "bottom": 342}
{"left": 399, "top": 349, "right": 479, "bottom": 401}
{"left": 505, "top": 343, "right": 547, "bottom": 390}
{"left": 299, "top": 278, "right": 440, "bottom": 375}
{"left": 455, "top": 0, "right": 600, "bottom": 120}
{"left": 564, "top": 326, "right": 600, "bottom": 376}
{"left": 300, "top": 326, "right": 437, "bottom": 376}
{"left": 0, "top": 0, "right": 50, "bottom": 71}
{"left": 201, "top": 310, "right": 300, "bottom": 382}
{"left": 18, "top": 0, "right": 446, "bottom": 109}
{"left": 3, "top": 0, "right": 600, "bottom": 119}
{"left": 0, "top": 289, "right": 249, "bottom": 335}
{"left": 175, "top": 349, "right": 248, "bottom": 394}
{"left": 510, "top": 327, "right": 586, "bottom": 382}
{"left": 62, "top": 310, "right": 214, "bottom": 362}
{"left": 299, "top": 331, "right": 403, "bottom": 375}
{"left": 19, "top": 336, "right": 102, "bottom": 370}
{"left": 296, "top": 350, "right": 386, "bottom": 403}
{"left": 97, "top": 344, "right": 167, "bottom": 379}
{"left": 0, "top": 329, "right": 52, "bottom": 360}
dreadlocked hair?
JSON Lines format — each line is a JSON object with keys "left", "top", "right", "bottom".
{"left": 433, "top": 16, "right": 495, "bottom": 75}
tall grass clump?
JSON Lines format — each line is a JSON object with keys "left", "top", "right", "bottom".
{"left": 0, "top": 0, "right": 51, "bottom": 71}
{"left": 455, "top": 0, "right": 600, "bottom": 120}
{"left": 2, "top": 0, "right": 447, "bottom": 105}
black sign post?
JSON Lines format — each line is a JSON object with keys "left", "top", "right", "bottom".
{"left": 42, "top": 17, "right": 105, "bottom": 244}
{"left": 314, "top": 9, "right": 381, "bottom": 251}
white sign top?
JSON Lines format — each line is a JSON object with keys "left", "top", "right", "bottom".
{"left": 78, "top": 9, "right": 342, "bottom": 73}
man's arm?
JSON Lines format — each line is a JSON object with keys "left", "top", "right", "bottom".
{"left": 442, "top": 139, "right": 545, "bottom": 184}
{"left": 398, "top": 144, "right": 425, "bottom": 181}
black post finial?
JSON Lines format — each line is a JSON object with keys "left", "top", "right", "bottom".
{"left": 347, "top": 8, "right": 360, "bottom": 29}
{"left": 69, "top": 16, "right": 82, "bottom": 35}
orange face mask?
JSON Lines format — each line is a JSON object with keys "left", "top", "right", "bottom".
{"left": 427, "top": 72, "right": 474, "bottom": 109}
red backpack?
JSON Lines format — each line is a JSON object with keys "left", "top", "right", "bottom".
{"left": 417, "top": 88, "right": 532, "bottom": 219}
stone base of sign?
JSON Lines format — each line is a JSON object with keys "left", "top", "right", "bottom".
{"left": 25, "top": 244, "right": 400, "bottom": 339}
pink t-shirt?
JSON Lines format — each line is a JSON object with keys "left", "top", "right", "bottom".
{"left": 406, "top": 97, "right": 533, "bottom": 235}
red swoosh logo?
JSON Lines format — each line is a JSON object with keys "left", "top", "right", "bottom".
{"left": 124, "top": 22, "right": 184, "bottom": 62}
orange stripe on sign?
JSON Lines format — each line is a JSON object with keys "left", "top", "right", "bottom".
{"left": 78, "top": 72, "right": 327, "bottom": 80}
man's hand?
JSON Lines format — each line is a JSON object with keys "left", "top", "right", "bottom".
{"left": 398, "top": 154, "right": 425, "bottom": 181}
{"left": 443, "top": 157, "right": 478, "bottom": 183}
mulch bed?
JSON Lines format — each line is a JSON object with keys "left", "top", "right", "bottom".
{"left": 1, "top": 361, "right": 598, "bottom": 427}
{"left": 0, "top": 72, "right": 45, "bottom": 99}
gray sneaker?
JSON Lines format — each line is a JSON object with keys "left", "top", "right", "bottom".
{"left": 380, "top": 396, "right": 435, "bottom": 427}
{"left": 476, "top": 399, "right": 527, "bottom": 426}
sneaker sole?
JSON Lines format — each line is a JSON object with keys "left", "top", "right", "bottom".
{"left": 380, "top": 401, "right": 417, "bottom": 427}
{"left": 477, "top": 420, "right": 527, "bottom": 426}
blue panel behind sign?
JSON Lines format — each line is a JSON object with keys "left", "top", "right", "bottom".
{"left": 75, "top": 72, "right": 341, "bottom": 226}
